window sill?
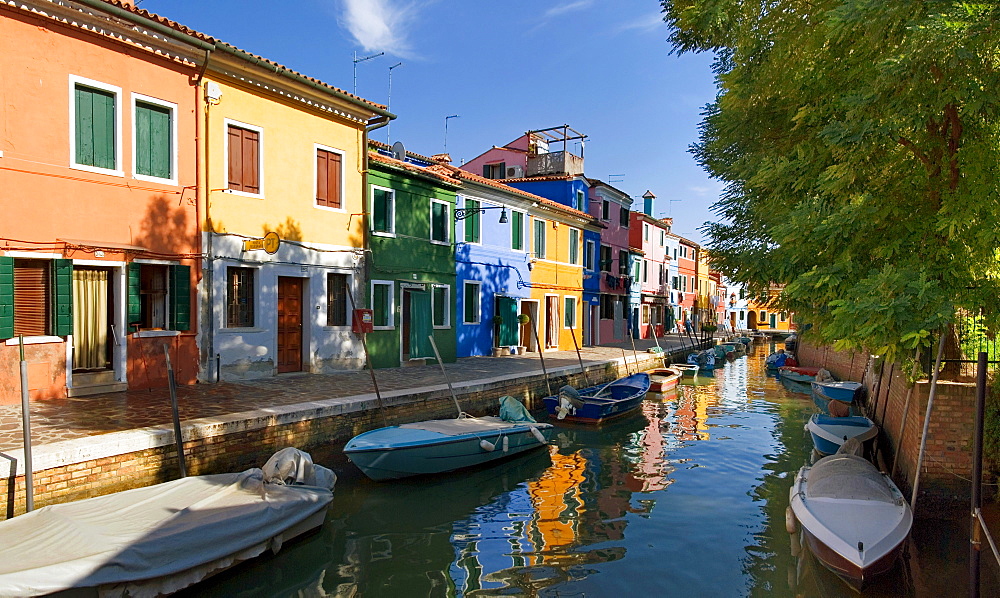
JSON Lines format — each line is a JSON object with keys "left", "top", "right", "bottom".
{"left": 219, "top": 327, "right": 265, "bottom": 334}
{"left": 372, "top": 231, "right": 396, "bottom": 238}
{"left": 70, "top": 163, "right": 124, "bottom": 178}
{"left": 5, "top": 336, "right": 64, "bottom": 346}
{"left": 372, "top": 326, "right": 395, "bottom": 331}
{"left": 432, "top": 325, "right": 451, "bottom": 330}
{"left": 314, "top": 205, "right": 346, "bottom": 213}
{"left": 133, "top": 330, "right": 180, "bottom": 338}
{"left": 133, "top": 173, "right": 178, "bottom": 186}
{"left": 429, "top": 240, "right": 451, "bottom": 246}
{"left": 223, "top": 189, "right": 264, "bottom": 199}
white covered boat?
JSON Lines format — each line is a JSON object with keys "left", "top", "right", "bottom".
{"left": 789, "top": 453, "right": 912, "bottom": 591}
{"left": 0, "top": 448, "right": 335, "bottom": 597}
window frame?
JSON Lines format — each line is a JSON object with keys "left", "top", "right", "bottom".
{"left": 601, "top": 199, "right": 610, "bottom": 221}
{"left": 583, "top": 239, "right": 595, "bottom": 270}
{"left": 69, "top": 75, "right": 123, "bottom": 177}
{"left": 568, "top": 229, "right": 580, "bottom": 265}
{"left": 533, "top": 218, "right": 547, "bottom": 259}
{"left": 429, "top": 199, "right": 451, "bottom": 245}
{"left": 643, "top": 223, "right": 649, "bottom": 242}
{"left": 462, "top": 197, "right": 482, "bottom": 244}
{"left": 371, "top": 280, "right": 395, "bottom": 330}
{"left": 510, "top": 209, "right": 526, "bottom": 252}
{"left": 223, "top": 118, "right": 264, "bottom": 198}
{"left": 463, "top": 281, "right": 482, "bottom": 324}
{"left": 225, "top": 266, "right": 256, "bottom": 329}
{"left": 618, "top": 250, "right": 629, "bottom": 276}
{"left": 370, "top": 185, "right": 396, "bottom": 237}
{"left": 326, "top": 272, "right": 350, "bottom": 327}
{"left": 432, "top": 284, "right": 451, "bottom": 329}
{"left": 314, "top": 143, "right": 346, "bottom": 212}
{"left": 131, "top": 93, "right": 177, "bottom": 185}
{"left": 576, "top": 189, "right": 586, "bottom": 211}
{"left": 563, "top": 296, "right": 577, "bottom": 328}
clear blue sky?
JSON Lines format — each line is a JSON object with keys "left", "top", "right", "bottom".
{"left": 141, "top": 0, "right": 721, "bottom": 243}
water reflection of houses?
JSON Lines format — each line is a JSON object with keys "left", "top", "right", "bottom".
{"left": 674, "top": 385, "right": 712, "bottom": 441}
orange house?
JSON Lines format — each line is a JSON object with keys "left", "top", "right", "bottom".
{"left": 0, "top": 0, "right": 208, "bottom": 403}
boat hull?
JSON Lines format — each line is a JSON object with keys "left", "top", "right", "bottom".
{"left": 812, "top": 380, "right": 863, "bottom": 403}
{"left": 647, "top": 367, "right": 681, "bottom": 393}
{"left": 345, "top": 419, "right": 554, "bottom": 481}
{"left": 542, "top": 373, "right": 650, "bottom": 424}
{"left": 807, "top": 414, "right": 878, "bottom": 455}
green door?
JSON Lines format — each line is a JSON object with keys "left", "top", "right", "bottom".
{"left": 769, "top": 313, "right": 777, "bottom": 329}
{"left": 497, "top": 296, "right": 518, "bottom": 346}
{"left": 408, "top": 290, "right": 433, "bottom": 358}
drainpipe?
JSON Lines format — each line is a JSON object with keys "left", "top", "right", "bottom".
{"left": 359, "top": 116, "right": 391, "bottom": 363}
{"left": 194, "top": 48, "right": 216, "bottom": 382}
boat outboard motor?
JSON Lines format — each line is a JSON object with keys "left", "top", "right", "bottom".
{"left": 556, "top": 385, "right": 582, "bottom": 420}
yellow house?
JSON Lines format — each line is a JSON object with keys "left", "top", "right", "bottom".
{"left": 199, "top": 42, "right": 391, "bottom": 380}
{"left": 527, "top": 202, "right": 597, "bottom": 352}
{"left": 746, "top": 284, "right": 795, "bottom": 332}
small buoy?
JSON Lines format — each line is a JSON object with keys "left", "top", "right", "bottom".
{"left": 480, "top": 439, "right": 495, "bottom": 452}
{"left": 502, "top": 436, "right": 509, "bottom": 452}
{"left": 530, "top": 427, "right": 547, "bottom": 444}
{"left": 785, "top": 506, "right": 797, "bottom": 535}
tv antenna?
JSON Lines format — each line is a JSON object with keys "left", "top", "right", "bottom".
{"left": 353, "top": 51, "right": 384, "bottom": 95}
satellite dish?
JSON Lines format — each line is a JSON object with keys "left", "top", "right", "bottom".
{"left": 391, "top": 141, "right": 406, "bottom": 161}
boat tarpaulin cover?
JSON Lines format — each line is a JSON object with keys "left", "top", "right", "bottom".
{"left": 499, "top": 395, "right": 537, "bottom": 423}
{"left": 806, "top": 454, "right": 896, "bottom": 503}
{"left": 400, "top": 416, "right": 542, "bottom": 436}
{"left": 0, "top": 450, "right": 333, "bottom": 597}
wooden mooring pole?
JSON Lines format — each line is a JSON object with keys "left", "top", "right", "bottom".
{"left": 18, "top": 336, "right": 34, "bottom": 512}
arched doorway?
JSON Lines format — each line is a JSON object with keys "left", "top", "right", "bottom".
{"left": 747, "top": 310, "right": 758, "bottom": 329}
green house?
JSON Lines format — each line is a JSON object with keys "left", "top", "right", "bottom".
{"left": 365, "top": 145, "right": 460, "bottom": 368}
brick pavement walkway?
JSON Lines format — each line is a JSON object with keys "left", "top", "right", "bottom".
{"left": 0, "top": 334, "right": 710, "bottom": 453}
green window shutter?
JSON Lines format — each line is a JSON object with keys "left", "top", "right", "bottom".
{"left": 127, "top": 263, "right": 141, "bottom": 332}
{"left": 169, "top": 264, "right": 191, "bottom": 331}
{"left": 373, "top": 189, "right": 389, "bottom": 232}
{"left": 52, "top": 259, "right": 73, "bottom": 336}
{"left": 511, "top": 211, "right": 523, "bottom": 251}
{"left": 75, "top": 86, "right": 116, "bottom": 170}
{"left": 464, "top": 200, "right": 480, "bottom": 243}
{"left": 432, "top": 286, "right": 447, "bottom": 327}
{"left": 0, "top": 257, "right": 13, "bottom": 338}
{"left": 372, "top": 284, "right": 389, "bottom": 327}
{"left": 431, "top": 202, "right": 447, "bottom": 242}
{"left": 135, "top": 102, "right": 172, "bottom": 179}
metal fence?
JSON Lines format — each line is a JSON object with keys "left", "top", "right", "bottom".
{"left": 924, "top": 309, "right": 1000, "bottom": 377}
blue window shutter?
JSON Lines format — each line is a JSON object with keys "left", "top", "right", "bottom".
{"left": 168, "top": 265, "right": 191, "bottom": 331}
{"left": 52, "top": 259, "right": 73, "bottom": 336}
{"left": 0, "top": 257, "right": 12, "bottom": 338}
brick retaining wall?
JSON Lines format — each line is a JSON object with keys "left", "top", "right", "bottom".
{"left": 798, "top": 340, "right": 985, "bottom": 512}
{"left": 1, "top": 345, "right": 700, "bottom": 519}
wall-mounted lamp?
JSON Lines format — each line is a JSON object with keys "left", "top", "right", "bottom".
{"left": 455, "top": 205, "right": 508, "bottom": 223}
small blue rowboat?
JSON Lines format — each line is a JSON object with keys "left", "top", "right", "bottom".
{"left": 543, "top": 372, "right": 650, "bottom": 424}
{"left": 345, "top": 417, "right": 554, "bottom": 481}
{"left": 806, "top": 414, "right": 878, "bottom": 455}
{"left": 812, "top": 380, "right": 864, "bottom": 404}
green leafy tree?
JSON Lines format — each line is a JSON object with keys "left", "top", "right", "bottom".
{"left": 662, "top": 0, "right": 1000, "bottom": 361}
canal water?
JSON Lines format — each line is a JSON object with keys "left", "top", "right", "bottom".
{"left": 182, "top": 347, "right": 995, "bottom": 597}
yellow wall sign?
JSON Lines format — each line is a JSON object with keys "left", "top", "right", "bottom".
{"left": 243, "top": 232, "right": 280, "bottom": 254}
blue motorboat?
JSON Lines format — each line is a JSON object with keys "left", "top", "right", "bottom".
{"left": 806, "top": 414, "right": 878, "bottom": 456}
{"left": 543, "top": 372, "right": 650, "bottom": 424}
{"left": 345, "top": 409, "right": 553, "bottom": 481}
{"left": 686, "top": 350, "right": 717, "bottom": 371}
{"left": 812, "top": 380, "right": 864, "bottom": 403}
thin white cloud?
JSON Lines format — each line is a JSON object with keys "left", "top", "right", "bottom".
{"left": 615, "top": 12, "right": 665, "bottom": 34}
{"left": 543, "top": 0, "right": 594, "bottom": 19}
{"left": 339, "top": 0, "right": 420, "bottom": 57}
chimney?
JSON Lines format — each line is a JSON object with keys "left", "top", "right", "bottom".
{"left": 431, "top": 153, "right": 452, "bottom": 164}
{"left": 642, "top": 190, "right": 656, "bottom": 216}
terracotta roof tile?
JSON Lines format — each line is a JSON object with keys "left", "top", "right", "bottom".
{"left": 96, "top": 1, "right": 387, "bottom": 113}
{"left": 368, "top": 151, "right": 461, "bottom": 186}
{"left": 442, "top": 167, "right": 596, "bottom": 222}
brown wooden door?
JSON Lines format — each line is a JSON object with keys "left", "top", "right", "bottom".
{"left": 277, "top": 277, "right": 303, "bottom": 373}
